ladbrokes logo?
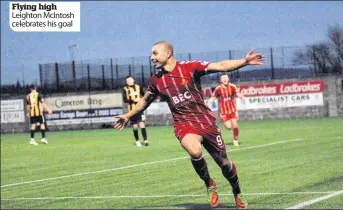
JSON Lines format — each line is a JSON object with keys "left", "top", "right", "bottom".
{"left": 280, "top": 83, "right": 321, "bottom": 93}
{"left": 172, "top": 91, "right": 194, "bottom": 105}
{"left": 239, "top": 81, "right": 323, "bottom": 96}
{"left": 240, "top": 85, "right": 277, "bottom": 96}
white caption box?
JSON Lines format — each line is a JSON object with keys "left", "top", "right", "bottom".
{"left": 9, "top": 2, "right": 80, "bottom": 32}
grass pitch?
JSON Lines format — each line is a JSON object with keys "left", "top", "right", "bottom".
{"left": 1, "top": 117, "right": 342, "bottom": 209}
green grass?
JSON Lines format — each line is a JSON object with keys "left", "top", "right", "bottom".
{"left": 1, "top": 117, "right": 343, "bottom": 209}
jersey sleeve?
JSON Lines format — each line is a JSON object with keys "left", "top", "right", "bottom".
{"left": 192, "top": 61, "right": 210, "bottom": 71}
{"left": 147, "top": 76, "right": 159, "bottom": 95}
{"left": 190, "top": 60, "right": 212, "bottom": 77}
{"left": 211, "top": 87, "right": 220, "bottom": 98}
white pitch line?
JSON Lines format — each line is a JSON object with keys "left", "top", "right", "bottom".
{"left": 1, "top": 138, "right": 303, "bottom": 188}
{"left": 285, "top": 190, "right": 343, "bottom": 209}
{"left": 228, "top": 138, "right": 303, "bottom": 152}
{"left": 0, "top": 191, "right": 335, "bottom": 201}
{"left": 0, "top": 156, "right": 188, "bottom": 188}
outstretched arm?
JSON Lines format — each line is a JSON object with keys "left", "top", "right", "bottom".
{"left": 207, "top": 50, "right": 265, "bottom": 72}
{"left": 114, "top": 91, "right": 157, "bottom": 130}
{"left": 126, "top": 91, "right": 156, "bottom": 119}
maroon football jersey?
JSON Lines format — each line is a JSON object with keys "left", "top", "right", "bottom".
{"left": 212, "top": 83, "right": 238, "bottom": 115}
{"left": 148, "top": 61, "right": 216, "bottom": 129}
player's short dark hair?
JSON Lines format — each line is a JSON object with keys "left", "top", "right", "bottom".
{"left": 29, "top": 85, "right": 37, "bottom": 90}
{"left": 125, "top": 76, "right": 133, "bottom": 80}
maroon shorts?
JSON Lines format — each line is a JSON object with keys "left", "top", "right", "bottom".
{"left": 174, "top": 124, "right": 226, "bottom": 152}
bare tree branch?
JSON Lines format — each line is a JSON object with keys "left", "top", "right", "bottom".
{"left": 328, "top": 25, "right": 343, "bottom": 61}
{"left": 292, "top": 25, "right": 343, "bottom": 75}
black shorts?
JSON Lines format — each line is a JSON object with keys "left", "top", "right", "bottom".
{"left": 130, "top": 113, "right": 144, "bottom": 124}
{"left": 30, "top": 116, "right": 44, "bottom": 124}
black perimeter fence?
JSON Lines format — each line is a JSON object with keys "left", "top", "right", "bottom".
{"left": 2, "top": 46, "right": 341, "bottom": 97}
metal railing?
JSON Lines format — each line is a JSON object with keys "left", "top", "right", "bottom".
{"left": 2, "top": 45, "right": 340, "bottom": 97}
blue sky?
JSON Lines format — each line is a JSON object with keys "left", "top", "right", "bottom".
{"left": 1, "top": 1, "right": 342, "bottom": 85}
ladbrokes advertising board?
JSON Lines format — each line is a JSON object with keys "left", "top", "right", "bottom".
{"left": 236, "top": 80, "right": 324, "bottom": 110}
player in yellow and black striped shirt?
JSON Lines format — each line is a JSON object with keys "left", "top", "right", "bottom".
{"left": 122, "top": 76, "right": 149, "bottom": 147}
{"left": 26, "top": 85, "right": 52, "bottom": 145}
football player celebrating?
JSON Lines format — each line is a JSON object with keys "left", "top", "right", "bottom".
{"left": 115, "top": 41, "right": 264, "bottom": 209}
